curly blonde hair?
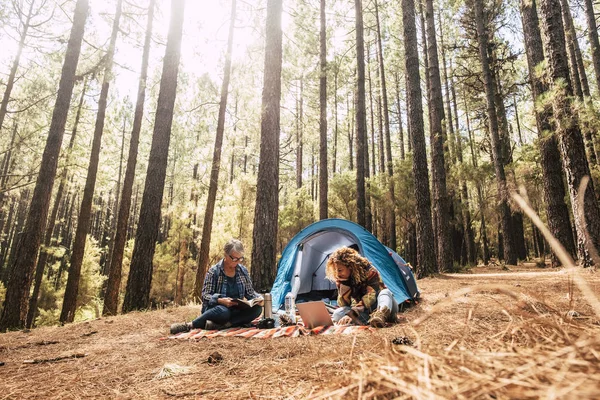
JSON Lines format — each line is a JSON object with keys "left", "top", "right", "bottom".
{"left": 326, "top": 247, "right": 371, "bottom": 284}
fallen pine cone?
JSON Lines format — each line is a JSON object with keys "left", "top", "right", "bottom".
{"left": 278, "top": 313, "right": 295, "bottom": 327}
{"left": 392, "top": 336, "right": 414, "bottom": 346}
{"left": 207, "top": 352, "right": 223, "bottom": 364}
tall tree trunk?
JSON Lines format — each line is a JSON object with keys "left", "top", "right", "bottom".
{"left": 395, "top": 73, "right": 405, "bottom": 160}
{"left": 6, "top": 189, "right": 31, "bottom": 274}
{"left": 0, "top": 0, "right": 89, "bottom": 331}
{"left": 319, "top": 0, "right": 328, "bottom": 220}
{"left": 250, "top": 0, "right": 283, "bottom": 292}
{"left": 193, "top": 0, "right": 237, "bottom": 299}
{"left": 103, "top": 115, "right": 127, "bottom": 277}
{"left": 296, "top": 78, "right": 303, "bottom": 189}
{"left": 355, "top": 0, "right": 367, "bottom": 228}
{"left": 558, "top": 0, "right": 598, "bottom": 166}
{"left": 0, "top": 201, "right": 17, "bottom": 283}
{"left": 229, "top": 96, "right": 238, "bottom": 184}
{"left": 452, "top": 86, "right": 476, "bottom": 265}
{"left": 471, "top": 0, "right": 517, "bottom": 265}
{"left": 26, "top": 79, "right": 87, "bottom": 328}
{"left": 348, "top": 93, "right": 354, "bottom": 170}
{"left": 122, "top": 0, "right": 184, "bottom": 312}
{"left": 559, "top": 1, "right": 583, "bottom": 99}
{"left": 538, "top": 0, "right": 600, "bottom": 266}
{"left": 103, "top": 0, "right": 154, "bottom": 316}
{"left": 60, "top": 0, "right": 123, "bottom": 323}
{"left": 492, "top": 70, "right": 527, "bottom": 261}
{"left": 333, "top": 68, "right": 338, "bottom": 174}
{"left": 425, "top": 0, "right": 451, "bottom": 272}
{"left": 366, "top": 44, "right": 374, "bottom": 233}
{"left": 402, "top": 0, "right": 437, "bottom": 277}
{"left": 513, "top": 96, "right": 524, "bottom": 145}
{"left": 175, "top": 235, "right": 187, "bottom": 305}
{"left": 584, "top": 0, "right": 600, "bottom": 94}
{"left": 520, "top": 0, "right": 577, "bottom": 265}
{"left": 438, "top": 12, "right": 456, "bottom": 164}
{"left": 375, "top": 0, "right": 397, "bottom": 250}
{"left": 0, "top": 0, "right": 35, "bottom": 135}
{"left": 368, "top": 44, "right": 377, "bottom": 177}
{"left": 0, "top": 122, "right": 18, "bottom": 221}
{"left": 405, "top": 76, "right": 412, "bottom": 153}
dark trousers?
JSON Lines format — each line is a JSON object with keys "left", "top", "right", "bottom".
{"left": 191, "top": 305, "right": 263, "bottom": 329}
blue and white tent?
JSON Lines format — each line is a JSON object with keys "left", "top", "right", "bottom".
{"left": 270, "top": 218, "right": 419, "bottom": 311}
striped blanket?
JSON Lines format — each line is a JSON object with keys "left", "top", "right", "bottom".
{"left": 168, "top": 324, "right": 374, "bottom": 340}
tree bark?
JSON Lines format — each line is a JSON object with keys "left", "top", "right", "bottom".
{"left": 538, "top": 0, "right": 600, "bottom": 266}
{"left": 296, "top": 78, "right": 303, "bottom": 189}
{"left": 354, "top": 0, "right": 367, "bottom": 228}
{"left": 584, "top": 0, "right": 600, "bottom": 94}
{"left": 102, "top": 0, "right": 156, "bottom": 316}
{"left": 61, "top": 0, "right": 122, "bottom": 323}
{"left": 175, "top": 235, "right": 187, "bottom": 305}
{"left": 319, "top": 0, "right": 328, "bottom": 220}
{"left": 520, "top": 0, "right": 577, "bottom": 264}
{"left": 558, "top": 0, "right": 597, "bottom": 166}
{"left": 471, "top": 0, "right": 517, "bottom": 265}
{"left": 395, "top": 73, "right": 405, "bottom": 160}
{"left": 375, "top": 0, "right": 397, "bottom": 250}
{"left": 425, "top": 0, "right": 451, "bottom": 272}
{"left": 102, "top": 0, "right": 154, "bottom": 316}
{"left": 0, "top": 0, "right": 89, "bottom": 331}
{"left": 333, "top": 68, "right": 338, "bottom": 174}
{"left": 250, "top": 0, "right": 283, "bottom": 292}
{"left": 193, "top": 0, "right": 237, "bottom": 299}
{"left": 122, "top": 0, "right": 184, "bottom": 312}
{"left": 402, "top": 0, "right": 437, "bottom": 277}
{"left": 26, "top": 78, "right": 87, "bottom": 328}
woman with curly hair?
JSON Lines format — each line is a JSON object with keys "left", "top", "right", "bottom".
{"left": 325, "top": 246, "right": 398, "bottom": 328}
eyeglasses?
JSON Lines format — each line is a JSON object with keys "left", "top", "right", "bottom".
{"left": 228, "top": 254, "right": 244, "bottom": 262}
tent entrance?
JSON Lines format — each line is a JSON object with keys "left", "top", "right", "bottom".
{"left": 290, "top": 229, "right": 359, "bottom": 302}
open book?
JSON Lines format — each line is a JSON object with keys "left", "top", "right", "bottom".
{"left": 232, "top": 296, "right": 263, "bottom": 309}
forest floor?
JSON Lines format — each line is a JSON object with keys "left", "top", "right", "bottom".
{"left": 1, "top": 262, "right": 600, "bottom": 399}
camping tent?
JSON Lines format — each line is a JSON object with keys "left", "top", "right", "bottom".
{"left": 270, "top": 218, "right": 419, "bottom": 311}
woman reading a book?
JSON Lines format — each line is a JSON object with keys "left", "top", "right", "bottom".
{"left": 325, "top": 246, "right": 398, "bottom": 328}
{"left": 170, "top": 239, "right": 263, "bottom": 333}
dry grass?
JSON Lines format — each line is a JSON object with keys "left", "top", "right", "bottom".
{"left": 1, "top": 264, "right": 599, "bottom": 399}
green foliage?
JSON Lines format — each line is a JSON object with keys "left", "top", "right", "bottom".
{"left": 328, "top": 171, "right": 358, "bottom": 221}
{"left": 151, "top": 207, "right": 195, "bottom": 305}
{"left": 36, "top": 308, "right": 61, "bottom": 327}
{"left": 73, "top": 236, "right": 106, "bottom": 322}
{"left": 279, "top": 187, "right": 316, "bottom": 248}
{"left": 0, "top": 281, "right": 5, "bottom": 306}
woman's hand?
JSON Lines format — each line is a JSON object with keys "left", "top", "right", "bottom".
{"left": 218, "top": 297, "right": 235, "bottom": 308}
{"left": 336, "top": 316, "right": 353, "bottom": 326}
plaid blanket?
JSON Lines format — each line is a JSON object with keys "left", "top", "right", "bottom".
{"left": 167, "top": 324, "right": 374, "bottom": 340}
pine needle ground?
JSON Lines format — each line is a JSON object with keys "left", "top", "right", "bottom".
{"left": 1, "top": 263, "right": 599, "bottom": 399}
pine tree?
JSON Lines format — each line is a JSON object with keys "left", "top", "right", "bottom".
{"left": 61, "top": 0, "right": 123, "bottom": 324}
{"left": 193, "top": 0, "right": 237, "bottom": 299}
{"left": 250, "top": 0, "right": 283, "bottom": 292}
{"left": 519, "top": 0, "right": 576, "bottom": 264}
{"left": 538, "top": 0, "right": 600, "bottom": 266}
{"left": 402, "top": 0, "right": 437, "bottom": 276}
{"left": 0, "top": 0, "right": 89, "bottom": 331}
{"left": 122, "top": 0, "right": 185, "bottom": 312}
{"left": 103, "top": 0, "right": 155, "bottom": 316}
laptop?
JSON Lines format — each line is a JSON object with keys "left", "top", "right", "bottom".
{"left": 296, "top": 301, "right": 334, "bottom": 329}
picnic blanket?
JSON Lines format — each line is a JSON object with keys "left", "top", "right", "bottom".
{"left": 167, "top": 324, "right": 374, "bottom": 340}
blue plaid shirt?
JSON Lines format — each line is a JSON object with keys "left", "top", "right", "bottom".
{"left": 201, "top": 260, "right": 259, "bottom": 312}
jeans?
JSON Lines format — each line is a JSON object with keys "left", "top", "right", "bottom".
{"left": 332, "top": 289, "right": 398, "bottom": 324}
{"left": 191, "top": 304, "right": 263, "bottom": 329}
